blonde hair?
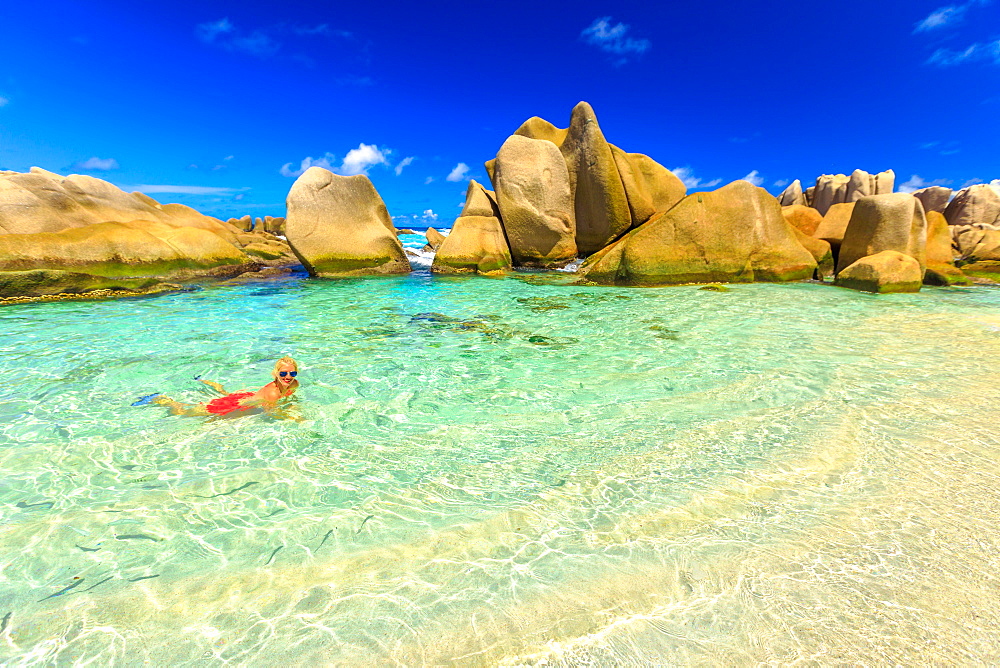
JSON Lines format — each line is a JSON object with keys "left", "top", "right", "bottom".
{"left": 273, "top": 356, "right": 298, "bottom": 377}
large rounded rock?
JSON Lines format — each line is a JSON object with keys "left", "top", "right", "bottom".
{"left": 0, "top": 169, "right": 237, "bottom": 246}
{"left": 579, "top": 180, "right": 816, "bottom": 286}
{"left": 778, "top": 180, "right": 807, "bottom": 207}
{"left": 781, "top": 205, "right": 824, "bottom": 236}
{"left": 284, "top": 167, "right": 409, "bottom": 276}
{"left": 813, "top": 202, "right": 856, "bottom": 258}
{"left": 492, "top": 134, "right": 576, "bottom": 267}
{"left": 459, "top": 180, "right": 501, "bottom": 218}
{"left": 923, "top": 210, "right": 969, "bottom": 285}
{"left": 424, "top": 228, "right": 446, "bottom": 251}
{"left": 837, "top": 193, "right": 927, "bottom": 275}
{"left": 611, "top": 146, "right": 686, "bottom": 228}
{"left": 432, "top": 216, "right": 511, "bottom": 275}
{"left": 561, "top": 102, "right": 631, "bottom": 254}
{"left": 835, "top": 250, "right": 922, "bottom": 293}
{"left": 790, "top": 227, "right": 834, "bottom": 278}
{"left": 0, "top": 220, "right": 249, "bottom": 278}
{"left": 812, "top": 174, "right": 851, "bottom": 216}
{"left": 944, "top": 184, "right": 1000, "bottom": 227}
{"left": 913, "top": 186, "right": 952, "bottom": 214}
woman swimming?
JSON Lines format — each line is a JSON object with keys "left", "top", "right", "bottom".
{"left": 145, "top": 356, "right": 300, "bottom": 418}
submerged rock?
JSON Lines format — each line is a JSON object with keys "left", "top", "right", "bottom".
{"left": 492, "top": 134, "right": 576, "bottom": 267}
{"left": 284, "top": 167, "right": 409, "bottom": 277}
{"left": 835, "top": 250, "right": 922, "bottom": 293}
{"left": 0, "top": 269, "right": 179, "bottom": 300}
{"left": 837, "top": 193, "right": 927, "bottom": 276}
{"left": 579, "top": 180, "right": 816, "bottom": 286}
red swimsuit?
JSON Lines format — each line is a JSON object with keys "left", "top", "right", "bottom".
{"left": 206, "top": 391, "right": 255, "bottom": 415}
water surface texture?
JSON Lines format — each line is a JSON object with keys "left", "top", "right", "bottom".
{"left": 2, "top": 271, "right": 1000, "bottom": 665}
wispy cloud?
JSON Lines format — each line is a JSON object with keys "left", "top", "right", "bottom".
{"left": 927, "top": 40, "right": 1000, "bottom": 65}
{"left": 774, "top": 179, "right": 790, "bottom": 187}
{"left": 424, "top": 176, "right": 435, "bottom": 185}
{"left": 898, "top": 175, "right": 953, "bottom": 193}
{"left": 0, "top": 95, "right": 8, "bottom": 108}
{"left": 129, "top": 184, "right": 249, "bottom": 196}
{"left": 741, "top": 170, "right": 764, "bottom": 186}
{"left": 671, "top": 166, "right": 722, "bottom": 190}
{"left": 280, "top": 144, "right": 392, "bottom": 178}
{"left": 446, "top": 163, "right": 471, "bottom": 182}
{"left": 914, "top": 0, "right": 991, "bottom": 32}
{"left": 391, "top": 209, "right": 440, "bottom": 227}
{"left": 394, "top": 156, "right": 415, "bottom": 176}
{"left": 580, "top": 17, "right": 650, "bottom": 63}
{"left": 74, "top": 157, "right": 119, "bottom": 171}
{"left": 196, "top": 18, "right": 353, "bottom": 60}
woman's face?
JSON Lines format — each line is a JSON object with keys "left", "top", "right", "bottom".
{"left": 276, "top": 364, "right": 298, "bottom": 387}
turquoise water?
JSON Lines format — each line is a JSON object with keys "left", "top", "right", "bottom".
{"left": 2, "top": 262, "right": 1000, "bottom": 664}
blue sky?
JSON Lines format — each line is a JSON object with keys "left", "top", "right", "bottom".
{"left": 1, "top": 0, "right": 998, "bottom": 225}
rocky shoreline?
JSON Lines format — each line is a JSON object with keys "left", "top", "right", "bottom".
{"left": 3, "top": 102, "right": 999, "bottom": 305}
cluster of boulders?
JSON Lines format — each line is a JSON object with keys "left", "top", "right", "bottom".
{"left": 226, "top": 215, "right": 286, "bottom": 236}
{"left": 280, "top": 102, "right": 987, "bottom": 293}
{"left": 0, "top": 167, "right": 297, "bottom": 301}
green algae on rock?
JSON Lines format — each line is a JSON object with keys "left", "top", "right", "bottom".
{"left": 835, "top": 250, "right": 922, "bottom": 293}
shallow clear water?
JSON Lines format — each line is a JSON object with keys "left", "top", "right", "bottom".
{"left": 2, "top": 264, "right": 1000, "bottom": 665}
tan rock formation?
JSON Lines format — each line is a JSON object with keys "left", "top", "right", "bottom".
{"left": 781, "top": 205, "right": 824, "bottom": 236}
{"left": 579, "top": 180, "right": 816, "bottom": 286}
{"left": 492, "top": 134, "right": 576, "bottom": 267}
{"left": 459, "top": 180, "right": 501, "bottom": 218}
{"left": 837, "top": 193, "right": 927, "bottom": 275}
{"left": 560, "top": 102, "right": 631, "bottom": 254}
{"left": 813, "top": 202, "right": 856, "bottom": 257}
{"left": 913, "top": 186, "right": 952, "bottom": 214}
{"left": 0, "top": 220, "right": 249, "bottom": 278}
{"left": 0, "top": 269, "right": 175, "bottom": 300}
{"left": 778, "top": 180, "right": 807, "bottom": 207}
{"left": 238, "top": 215, "right": 253, "bottom": 232}
{"left": 0, "top": 169, "right": 238, "bottom": 246}
{"left": 424, "top": 228, "right": 446, "bottom": 252}
{"left": 791, "top": 227, "right": 834, "bottom": 278}
{"left": 513, "top": 116, "right": 569, "bottom": 146}
{"left": 835, "top": 250, "right": 922, "bottom": 293}
{"left": 811, "top": 169, "right": 894, "bottom": 215}
{"left": 284, "top": 167, "right": 409, "bottom": 276}
{"left": 611, "top": 147, "right": 685, "bottom": 228}
{"left": 432, "top": 215, "right": 511, "bottom": 275}
{"left": 944, "top": 184, "right": 1000, "bottom": 227}
{"left": 264, "top": 216, "right": 286, "bottom": 235}
{"left": 923, "top": 210, "right": 969, "bottom": 285}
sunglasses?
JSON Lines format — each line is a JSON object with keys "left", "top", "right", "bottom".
{"left": 279, "top": 371, "right": 298, "bottom": 377}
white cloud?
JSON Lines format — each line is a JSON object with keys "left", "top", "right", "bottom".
{"left": 580, "top": 17, "right": 651, "bottom": 62}
{"left": 394, "top": 156, "right": 415, "bottom": 176}
{"left": 338, "top": 143, "right": 390, "bottom": 176}
{"left": 446, "top": 163, "right": 470, "bottom": 182}
{"left": 914, "top": 0, "right": 991, "bottom": 32}
{"left": 897, "top": 174, "right": 953, "bottom": 193}
{"left": 224, "top": 155, "right": 234, "bottom": 161}
{"left": 130, "top": 184, "right": 248, "bottom": 195}
{"left": 391, "top": 209, "right": 440, "bottom": 227}
{"left": 0, "top": 96, "right": 8, "bottom": 107}
{"left": 196, "top": 18, "right": 280, "bottom": 58}
{"left": 74, "top": 157, "right": 119, "bottom": 171}
{"left": 671, "top": 166, "right": 722, "bottom": 190}
{"left": 424, "top": 176, "right": 435, "bottom": 185}
{"left": 741, "top": 170, "right": 764, "bottom": 186}
{"left": 990, "top": 179, "right": 1000, "bottom": 196}
{"left": 927, "top": 40, "right": 1000, "bottom": 65}
{"left": 422, "top": 209, "right": 438, "bottom": 221}
{"left": 280, "top": 153, "right": 336, "bottom": 177}
{"left": 279, "top": 145, "right": 390, "bottom": 178}
{"left": 774, "top": 179, "right": 790, "bottom": 187}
